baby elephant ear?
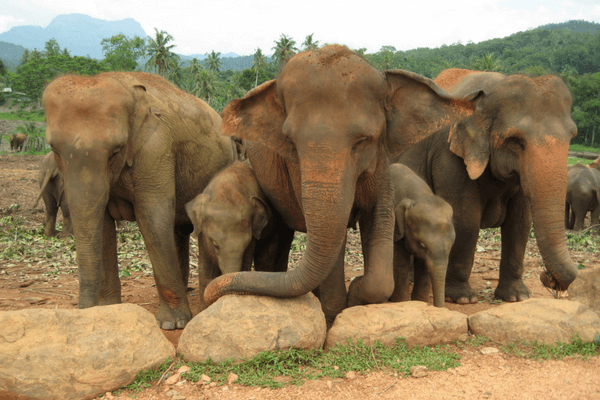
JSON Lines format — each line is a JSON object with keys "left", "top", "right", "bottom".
{"left": 251, "top": 196, "right": 271, "bottom": 240}
{"left": 185, "top": 194, "right": 210, "bottom": 237}
{"left": 394, "top": 198, "right": 414, "bottom": 241}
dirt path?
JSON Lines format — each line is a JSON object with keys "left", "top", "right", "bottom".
{"left": 1, "top": 154, "right": 599, "bottom": 400}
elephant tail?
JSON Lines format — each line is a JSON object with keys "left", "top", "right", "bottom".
{"left": 32, "top": 170, "right": 53, "bottom": 210}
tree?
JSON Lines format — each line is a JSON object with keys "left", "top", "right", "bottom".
{"left": 302, "top": 34, "right": 319, "bottom": 51}
{"left": 145, "top": 28, "right": 176, "bottom": 76}
{"left": 204, "top": 50, "right": 222, "bottom": 73}
{"left": 101, "top": 34, "right": 146, "bottom": 71}
{"left": 251, "top": 48, "right": 268, "bottom": 87}
{"left": 44, "top": 38, "right": 61, "bottom": 57}
{"left": 167, "top": 54, "right": 185, "bottom": 86}
{"left": 272, "top": 34, "right": 298, "bottom": 68}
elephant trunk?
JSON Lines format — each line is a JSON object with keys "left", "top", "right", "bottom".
{"left": 204, "top": 150, "right": 354, "bottom": 303}
{"left": 63, "top": 168, "right": 110, "bottom": 308}
{"left": 426, "top": 255, "right": 448, "bottom": 307}
{"left": 522, "top": 143, "right": 577, "bottom": 290}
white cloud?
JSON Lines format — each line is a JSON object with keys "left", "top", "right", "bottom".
{"left": 0, "top": 15, "right": 26, "bottom": 32}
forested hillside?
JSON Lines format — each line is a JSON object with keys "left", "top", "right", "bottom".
{"left": 1, "top": 20, "right": 600, "bottom": 146}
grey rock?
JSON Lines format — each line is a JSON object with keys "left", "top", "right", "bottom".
{"left": 0, "top": 304, "right": 175, "bottom": 400}
{"left": 325, "top": 301, "right": 468, "bottom": 349}
{"left": 468, "top": 298, "right": 600, "bottom": 345}
{"left": 410, "top": 365, "right": 428, "bottom": 378}
{"left": 568, "top": 268, "right": 600, "bottom": 316}
{"left": 178, "top": 293, "right": 326, "bottom": 363}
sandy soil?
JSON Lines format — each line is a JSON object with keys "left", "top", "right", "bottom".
{"left": 1, "top": 154, "right": 599, "bottom": 400}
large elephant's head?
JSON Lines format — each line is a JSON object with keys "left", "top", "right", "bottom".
{"left": 42, "top": 74, "right": 161, "bottom": 307}
{"left": 448, "top": 74, "right": 578, "bottom": 290}
{"left": 206, "top": 45, "right": 474, "bottom": 305}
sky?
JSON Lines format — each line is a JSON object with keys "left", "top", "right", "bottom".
{"left": 1, "top": 0, "right": 600, "bottom": 56}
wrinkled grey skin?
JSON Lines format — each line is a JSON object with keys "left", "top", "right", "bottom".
{"left": 34, "top": 152, "right": 72, "bottom": 237}
{"left": 565, "top": 163, "right": 600, "bottom": 231}
{"left": 185, "top": 162, "right": 280, "bottom": 311}
{"left": 389, "top": 163, "right": 455, "bottom": 307}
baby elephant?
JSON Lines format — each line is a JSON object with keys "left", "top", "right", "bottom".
{"left": 34, "top": 152, "right": 73, "bottom": 237}
{"left": 185, "top": 162, "right": 275, "bottom": 310}
{"left": 389, "top": 163, "right": 455, "bottom": 307}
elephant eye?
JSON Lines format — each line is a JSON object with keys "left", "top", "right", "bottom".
{"left": 419, "top": 241, "right": 427, "bottom": 249}
{"left": 212, "top": 240, "right": 220, "bottom": 250}
{"left": 109, "top": 147, "right": 122, "bottom": 160}
{"left": 505, "top": 137, "right": 525, "bottom": 152}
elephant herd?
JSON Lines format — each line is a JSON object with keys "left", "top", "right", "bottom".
{"left": 38, "top": 45, "right": 579, "bottom": 329}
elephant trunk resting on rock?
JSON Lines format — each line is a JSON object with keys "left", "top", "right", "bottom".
{"left": 43, "top": 72, "right": 238, "bottom": 329}
{"left": 394, "top": 69, "right": 578, "bottom": 304}
{"left": 389, "top": 163, "right": 455, "bottom": 307}
{"left": 33, "top": 152, "right": 72, "bottom": 237}
{"left": 565, "top": 163, "right": 600, "bottom": 231}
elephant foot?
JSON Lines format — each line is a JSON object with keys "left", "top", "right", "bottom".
{"left": 494, "top": 279, "right": 530, "bottom": 302}
{"left": 444, "top": 282, "right": 478, "bottom": 304}
{"left": 156, "top": 305, "right": 192, "bottom": 330}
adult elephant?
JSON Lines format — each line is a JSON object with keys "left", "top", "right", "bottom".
{"left": 9, "top": 133, "right": 26, "bottom": 152}
{"left": 565, "top": 163, "right": 600, "bottom": 231}
{"left": 42, "top": 72, "right": 238, "bottom": 329}
{"left": 203, "top": 45, "right": 475, "bottom": 325}
{"left": 396, "top": 68, "right": 578, "bottom": 304}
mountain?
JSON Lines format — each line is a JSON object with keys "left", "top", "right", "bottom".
{"left": 0, "top": 14, "right": 147, "bottom": 59}
{"left": 537, "top": 20, "right": 600, "bottom": 34}
{"left": 0, "top": 41, "right": 27, "bottom": 70}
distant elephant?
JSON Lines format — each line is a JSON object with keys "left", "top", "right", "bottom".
{"left": 42, "top": 72, "right": 238, "bottom": 330}
{"left": 185, "top": 161, "right": 283, "bottom": 311}
{"left": 203, "top": 45, "right": 476, "bottom": 325}
{"left": 389, "top": 163, "right": 455, "bottom": 307}
{"left": 33, "top": 152, "right": 72, "bottom": 237}
{"left": 565, "top": 163, "right": 600, "bottom": 231}
{"left": 396, "top": 69, "right": 579, "bottom": 304}
{"left": 9, "top": 133, "right": 26, "bottom": 152}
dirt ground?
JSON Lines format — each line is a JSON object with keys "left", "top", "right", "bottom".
{"left": 1, "top": 154, "right": 600, "bottom": 400}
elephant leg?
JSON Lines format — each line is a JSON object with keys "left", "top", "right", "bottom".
{"left": 445, "top": 224, "right": 480, "bottom": 304}
{"left": 591, "top": 207, "right": 600, "bottom": 229}
{"left": 411, "top": 257, "right": 432, "bottom": 303}
{"left": 572, "top": 195, "right": 589, "bottom": 231}
{"left": 564, "top": 202, "right": 570, "bottom": 229}
{"left": 253, "top": 223, "right": 295, "bottom": 273}
{"left": 99, "top": 210, "right": 121, "bottom": 305}
{"left": 389, "top": 241, "right": 412, "bottom": 302}
{"left": 494, "top": 191, "right": 531, "bottom": 302}
{"left": 175, "top": 224, "right": 191, "bottom": 287}
{"left": 347, "top": 174, "right": 395, "bottom": 307}
{"left": 319, "top": 233, "right": 348, "bottom": 328}
{"left": 61, "top": 205, "right": 73, "bottom": 237}
{"left": 42, "top": 191, "right": 59, "bottom": 237}
{"left": 135, "top": 200, "right": 191, "bottom": 330}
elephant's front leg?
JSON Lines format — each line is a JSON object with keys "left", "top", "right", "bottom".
{"left": 135, "top": 200, "right": 191, "bottom": 330}
{"left": 494, "top": 191, "right": 531, "bottom": 302}
{"left": 389, "top": 241, "right": 412, "bottom": 302}
{"left": 99, "top": 209, "right": 121, "bottom": 305}
{"left": 445, "top": 221, "right": 480, "bottom": 304}
{"left": 347, "top": 176, "right": 395, "bottom": 307}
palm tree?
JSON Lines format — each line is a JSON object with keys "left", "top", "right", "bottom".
{"left": 251, "top": 48, "right": 268, "bottom": 87}
{"left": 167, "top": 54, "right": 185, "bottom": 86}
{"left": 204, "top": 50, "right": 222, "bottom": 73}
{"left": 145, "top": 28, "right": 176, "bottom": 76}
{"left": 302, "top": 34, "right": 319, "bottom": 51}
{"left": 197, "top": 69, "right": 218, "bottom": 105}
{"left": 272, "top": 34, "right": 298, "bottom": 68}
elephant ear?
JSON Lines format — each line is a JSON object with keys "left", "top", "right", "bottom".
{"left": 448, "top": 106, "right": 491, "bottom": 180}
{"left": 384, "top": 70, "right": 478, "bottom": 162}
{"left": 220, "top": 80, "right": 297, "bottom": 163}
{"left": 185, "top": 194, "right": 210, "bottom": 237}
{"left": 394, "top": 198, "right": 414, "bottom": 241}
{"left": 251, "top": 196, "right": 272, "bottom": 240}
{"left": 126, "top": 85, "right": 162, "bottom": 167}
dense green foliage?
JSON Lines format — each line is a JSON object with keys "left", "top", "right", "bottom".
{"left": 2, "top": 20, "right": 600, "bottom": 135}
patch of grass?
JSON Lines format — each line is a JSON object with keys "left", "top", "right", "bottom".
{"left": 567, "top": 157, "right": 592, "bottom": 165}
{"left": 0, "top": 110, "right": 45, "bottom": 122}
{"left": 569, "top": 144, "right": 600, "bottom": 154}
{"left": 291, "top": 233, "right": 307, "bottom": 252}
{"left": 565, "top": 228, "right": 600, "bottom": 253}
{"left": 502, "top": 334, "right": 600, "bottom": 360}
{"left": 121, "top": 339, "right": 460, "bottom": 393}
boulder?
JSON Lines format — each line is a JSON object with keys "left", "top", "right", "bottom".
{"left": 0, "top": 304, "right": 175, "bottom": 400}
{"left": 178, "top": 293, "right": 326, "bottom": 363}
{"left": 325, "top": 301, "right": 468, "bottom": 349}
{"left": 468, "top": 298, "right": 600, "bottom": 345}
{"left": 568, "top": 268, "right": 600, "bottom": 316}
